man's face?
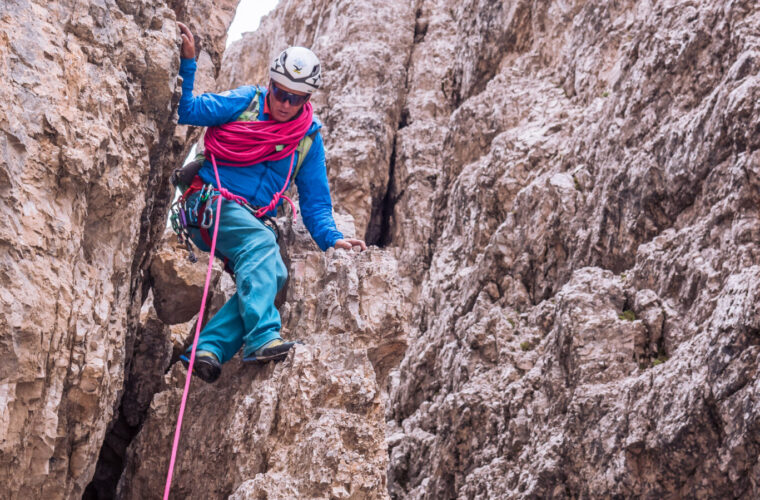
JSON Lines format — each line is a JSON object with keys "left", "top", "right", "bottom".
{"left": 268, "top": 81, "right": 310, "bottom": 122}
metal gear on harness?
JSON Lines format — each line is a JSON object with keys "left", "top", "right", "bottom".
{"left": 169, "top": 198, "right": 197, "bottom": 263}
{"left": 170, "top": 177, "right": 283, "bottom": 277}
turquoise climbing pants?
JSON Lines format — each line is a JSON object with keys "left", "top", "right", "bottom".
{"left": 185, "top": 193, "right": 287, "bottom": 364}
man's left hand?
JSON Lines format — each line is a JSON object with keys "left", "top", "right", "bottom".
{"left": 334, "top": 238, "right": 367, "bottom": 251}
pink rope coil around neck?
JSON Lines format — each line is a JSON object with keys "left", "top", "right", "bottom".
{"left": 201, "top": 102, "right": 313, "bottom": 221}
{"left": 162, "top": 103, "right": 313, "bottom": 499}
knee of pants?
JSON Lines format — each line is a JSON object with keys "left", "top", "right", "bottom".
{"left": 233, "top": 225, "right": 276, "bottom": 262}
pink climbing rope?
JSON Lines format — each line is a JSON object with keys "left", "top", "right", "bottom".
{"left": 163, "top": 102, "right": 313, "bottom": 499}
{"left": 204, "top": 101, "right": 312, "bottom": 164}
{"left": 201, "top": 101, "right": 313, "bottom": 220}
{"left": 162, "top": 153, "right": 224, "bottom": 500}
{"left": 255, "top": 152, "right": 298, "bottom": 220}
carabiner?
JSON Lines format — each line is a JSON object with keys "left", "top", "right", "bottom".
{"left": 201, "top": 184, "right": 213, "bottom": 202}
{"left": 178, "top": 203, "right": 188, "bottom": 228}
{"left": 200, "top": 202, "right": 214, "bottom": 229}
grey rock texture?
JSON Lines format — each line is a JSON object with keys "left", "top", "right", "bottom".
{"left": 150, "top": 229, "right": 223, "bottom": 325}
{"left": 386, "top": 0, "right": 760, "bottom": 498}
{"left": 0, "top": 0, "right": 234, "bottom": 497}
{"left": 3, "top": 0, "right": 760, "bottom": 498}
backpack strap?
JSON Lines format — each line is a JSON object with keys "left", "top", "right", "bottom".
{"left": 293, "top": 131, "right": 318, "bottom": 180}
{"left": 235, "top": 87, "right": 263, "bottom": 122}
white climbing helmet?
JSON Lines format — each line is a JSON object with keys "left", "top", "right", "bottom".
{"left": 269, "top": 46, "right": 322, "bottom": 94}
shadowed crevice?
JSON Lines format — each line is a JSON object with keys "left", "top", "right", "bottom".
{"left": 365, "top": 130, "right": 400, "bottom": 247}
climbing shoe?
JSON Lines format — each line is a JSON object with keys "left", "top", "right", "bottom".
{"left": 179, "top": 350, "right": 222, "bottom": 383}
{"left": 242, "top": 339, "right": 300, "bottom": 364}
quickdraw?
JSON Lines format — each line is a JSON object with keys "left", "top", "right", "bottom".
{"left": 169, "top": 181, "right": 281, "bottom": 268}
{"left": 169, "top": 197, "right": 197, "bottom": 264}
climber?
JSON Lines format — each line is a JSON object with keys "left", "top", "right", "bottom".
{"left": 174, "top": 22, "right": 366, "bottom": 383}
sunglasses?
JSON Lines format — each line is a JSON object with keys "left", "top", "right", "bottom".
{"left": 269, "top": 82, "right": 310, "bottom": 106}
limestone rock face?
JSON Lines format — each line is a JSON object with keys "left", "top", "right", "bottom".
{"left": 385, "top": 0, "right": 760, "bottom": 498}
{"left": 280, "top": 217, "right": 409, "bottom": 387}
{"left": 162, "top": 0, "right": 760, "bottom": 498}
{"left": 120, "top": 344, "right": 389, "bottom": 499}
{"left": 0, "top": 0, "right": 234, "bottom": 497}
{"left": 150, "top": 229, "right": 221, "bottom": 325}
{"left": 4, "top": 0, "right": 760, "bottom": 498}
{"left": 120, "top": 209, "right": 409, "bottom": 498}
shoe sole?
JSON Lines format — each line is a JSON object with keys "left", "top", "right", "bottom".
{"left": 179, "top": 355, "right": 222, "bottom": 383}
{"left": 242, "top": 351, "right": 289, "bottom": 363}
{"left": 242, "top": 342, "right": 300, "bottom": 364}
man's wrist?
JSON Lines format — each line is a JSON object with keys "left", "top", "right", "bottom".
{"left": 179, "top": 58, "right": 197, "bottom": 88}
{"left": 329, "top": 233, "right": 344, "bottom": 248}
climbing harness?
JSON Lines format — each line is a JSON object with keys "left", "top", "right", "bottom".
{"left": 169, "top": 88, "right": 316, "bottom": 266}
{"left": 170, "top": 177, "right": 281, "bottom": 276}
{"left": 163, "top": 102, "right": 313, "bottom": 500}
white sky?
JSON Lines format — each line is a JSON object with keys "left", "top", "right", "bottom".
{"left": 226, "top": 0, "right": 279, "bottom": 47}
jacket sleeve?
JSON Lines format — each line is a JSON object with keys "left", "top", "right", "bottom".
{"left": 294, "top": 133, "right": 344, "bottom": 251}
{"left": 177, "top": 58, "right": 257, "bottom": 126}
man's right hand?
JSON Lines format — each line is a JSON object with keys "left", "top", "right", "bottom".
{"left": 334, "top": 238, "right": 368, "bottom": 252}
{"left": 178, "top": 22, "right": 195, "bottom": 60}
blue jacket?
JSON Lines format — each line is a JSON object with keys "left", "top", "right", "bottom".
{"left": 177, "top": 58, "right": 343, "bottom": 251}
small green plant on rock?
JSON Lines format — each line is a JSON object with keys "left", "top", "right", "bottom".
{"left": 639, "top": 351, "right": 669, "bottom": 369}
{"left": 619, "top": 309, "right": 636, "bottom": 321}
{"left": 520, "top": 341, "right": 533, "bottom": 351}
{"left": 652, "top": 351, "right": 668, "bottom": 366}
